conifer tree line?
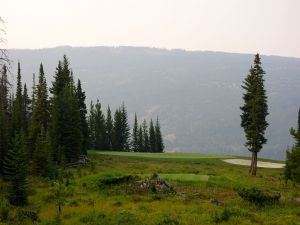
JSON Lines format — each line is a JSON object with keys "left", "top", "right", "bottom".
{"left": 88, "top": 103, "right": 164, "bottom": 152}
{"left": 0, "top": 56, "right": 89, "bottom": 205}
{"left": 0, "top": 55, "right": 165, "bottom": 205}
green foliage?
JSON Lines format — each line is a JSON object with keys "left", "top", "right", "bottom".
{"left": 0, "top": 197, "right": 10, "bottom": 221}
{"left": 285, "top": 109, "right": 300, "bottom": 183}
{"left": 238, "top": 187, "right": 280, "bottom": 206}
{"left": 77, "top": 79, "right": 89, "bottom": 154}
{"left": 149, "top": 119, "right": 156, "bottom": 152}
{"left": 105, "top": 106, "right": 113, "bottom": 150}
{"left": 131, "top": 113, "right": 139, "bottom": 152}
{"left": 3, "top": 131, "right": 28, "bottom": 206}
{"left": 211, "top": 208, "right": 232, "bottom": 223}
{"left": 155, "top": 117, "right": 164, "bottom": 152}
{"left": 49, "top": 56, "right": 82, "bottom": 164}
{"left": 240, "top": 54, "right": 268, "bottom": 175}
{"left": 0, "top": 65, "right": 10, "bottom": 175}
{"left": 88, "top": 100, "right": 106, "bottom": 150}
{"left": 28, "top": 63, "right": 49, "bottom": 156}
{"left": 285, "top": 146, "right": 300, "bottom": 183}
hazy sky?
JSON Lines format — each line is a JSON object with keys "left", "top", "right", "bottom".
{"left": 1, "top": 0, "right": 300, "bottom": 57}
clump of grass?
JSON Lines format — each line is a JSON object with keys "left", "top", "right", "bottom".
{"left": 211, "top": 208, "right": 232, "bottom": 223}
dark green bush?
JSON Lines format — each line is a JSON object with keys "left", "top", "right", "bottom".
{"left": 211, "top": 208, "right": 232, "bottom": 223}
{"left": 238, "top": 187, "right": 280, "bottom": 206}
{"left": 97, "top": 175, "right": 135, "bottom": 187}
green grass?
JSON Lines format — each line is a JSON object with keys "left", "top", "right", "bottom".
{"left": 92, "top": 150, "right": 235, "bottom": 159}
{"left": 1, "top": 150, "right": 298, "bottom": 225}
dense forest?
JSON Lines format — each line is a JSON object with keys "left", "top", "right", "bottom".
{"left": 0, "top": 55, "right": 164, "bottom": 205}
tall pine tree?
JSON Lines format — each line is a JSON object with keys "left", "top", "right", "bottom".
{"left": 3, "top": 131, "right": 28, "bottom": 206}
{"left": 149, "top": 119, "right": 156, "bottom": 152}
{"left": 131, "top": 113, "right": 139, "bottom": 152}
{"left": 76, "top": 79, "right": 89, "bottom": 154}
{"left": 155, "top": 117, "right": 164, "bottom": 153}
{"left": 106, "top": 106, "right": 113, "bottom": 150}
{"left": 142, "top": 119, "right": 149, "bottom": 152}
{"left": 240, "top": 54, "right": 268, "bottom": 176}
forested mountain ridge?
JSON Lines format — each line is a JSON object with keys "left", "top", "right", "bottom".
{"left": 7, "top": 46, "right": 300, "bottom": 160}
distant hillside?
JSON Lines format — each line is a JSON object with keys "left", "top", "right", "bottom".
{"left": 7, "top": 46, "right": 300, "bottom": 159}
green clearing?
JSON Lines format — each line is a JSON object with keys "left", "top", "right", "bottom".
{"left": 1, "top": 151, "right": 299, "bottom": 225}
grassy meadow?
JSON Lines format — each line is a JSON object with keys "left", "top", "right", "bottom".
{"left": 1, "top": 151, "right": 300, "bottom": 225}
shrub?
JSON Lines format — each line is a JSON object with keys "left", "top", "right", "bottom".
{"left": 97, "top": 175, "right": 135, "bottom": 187}
{"left": 211, "top": 208, "right": 232, "bottom": 223}
{"left": 238, "top": 187, "right": 280, "bottom": 206}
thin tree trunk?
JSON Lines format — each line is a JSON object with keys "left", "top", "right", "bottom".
{"left": 250, "top": 151, "right": 257, "bottom": 176}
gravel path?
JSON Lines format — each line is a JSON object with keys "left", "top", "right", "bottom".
{"left": 223, "top": 159, "right": 285, "bottom": 168}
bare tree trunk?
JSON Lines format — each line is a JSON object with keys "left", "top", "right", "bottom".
{"left": 250, "top": 151, "right": 257, "bottom": 176}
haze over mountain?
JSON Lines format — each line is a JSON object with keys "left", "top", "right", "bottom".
{"left": 7, "top": 46, "right": 300, "bottom": 160}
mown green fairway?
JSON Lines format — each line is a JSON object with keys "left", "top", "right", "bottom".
{"left": 93, "top": 150, "right": 234, "bottom": 160}
{"left": 1, "top": 151, "right": 298, "bottom": 225}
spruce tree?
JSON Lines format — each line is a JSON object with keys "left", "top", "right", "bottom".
{"left": 142, "top": 119, "right": 150, "bottom": 152}
{"left": 12, "top": 62, "right": 25, "bottom": 133}
{"left": 155, "top": 117, "right": 164, "bottom": 153}
{"left": 93, "top": 100, "right": 106, "bottom": 150}
{"left": 23, "top": 84, "right": 31, "bottom": 133}
{"left": 285, "top": 108, "right": 300, "bottom": 183}
{"left": 131, "top": 113, "right": 139, "bottom": 152}
{"left": 289, "top": 108, "right": 300, "bottom": 147}
{"left": 149, "top": 119, "right": 156, "bottom": 152}
{"left": 32, "top": 127, "right": 52, "bottom": 176}
{"left": 0, "top": 65, "right": 10, "bottom": 174}
{"left": 28, "top": 63, "right": 49, "bottom": 155}
{"left": 138, "top": 125, "right": 144, "bottom": 152}
{"left": 3, "top": 131, "right": 28, "bottom": 206}
{"left": 76, "top": 79, "right": 89, "bottom": 154}
{"left": 120, "top": 103, "right": 130, "bottom": 151}
{"left": 240, "top": 54, "right": 268, "bottom": 176}
{"left": 88, "top": 101, "right": 96, "bottom": 149}
{"left": 106, "top": 106, "right": 113, "bottom": 150}
{"left": 49, "top": 56, "right": 82, "bottom": 164}
{"left": 112, "top": 108, "right": 122, "bottom": 150}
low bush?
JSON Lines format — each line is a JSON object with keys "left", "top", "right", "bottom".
{"left": 211, "top": 208, "right": 232, "bottom": 223}
{"left": 238, "top": 187, "right": 280, "bottom": 206}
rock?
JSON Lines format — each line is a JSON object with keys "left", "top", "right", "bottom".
{"left": 211, "top": 198, "right": 219, "bottom": 206}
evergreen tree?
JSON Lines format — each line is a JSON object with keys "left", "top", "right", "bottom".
{"left": 49, "top": 56, "right": 82, "bottom": 164}
{"left": 28, "top": 64, "right": 49, "bottom": 155}
{"left": 155, "top": 117, "right": 164, "bottom": 152}
{"left": 76, "top": 79, "right": 89, "bottom": 154}
{"left": 93, "top": 100, "right": 106, "bottom": 149}
{"left": 138, "top": 125, "right": 144, "bottom": 152}
{"left": 3, "top": 131, "right": 28, "bottom": 206}
{"left": 0, "top": 65, "right": 10, "bottom": 174}
{"left": 88, "top": 101, "right": 96, "bottom": 148}
{"left": 31, "top": 73, "right": 36, "bottom": 111}
{"left": 106, "top": 106, "right": 113, "bottom": 150}
{"left": 120, "top": 103, "right": 130, "bottom": 150}
{"left": 32, "top": 127, "right": 52, "bottom": 176}
{"left": 289, "top": 108, "right": 300, "bottom": 147}
{"left": 112, "top": 108, "right": 122, "bottom": 150}
{"left": 285, "top": 108, "right": 300, "bottom": 183}
{"left": 240, "top": 54, "right": 268, "bottom": 176}
{"left": 142, "top": 119, "right": 149, "bottom": 152}
{"left": 131, "top": 113, "right": 139, "bottom": 152}
{"left": 12, "top": 61, "right": 25, "bottom": 133}
{"left": 149, "top": 119, "right": 156, "bottom": 152}
{"left": 23, "top": 84, "right": 31, "bottom": 133}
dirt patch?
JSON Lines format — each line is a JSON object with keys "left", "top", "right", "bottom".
{"left": 223, "top": 159, "right": 285, "bottom": 168}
